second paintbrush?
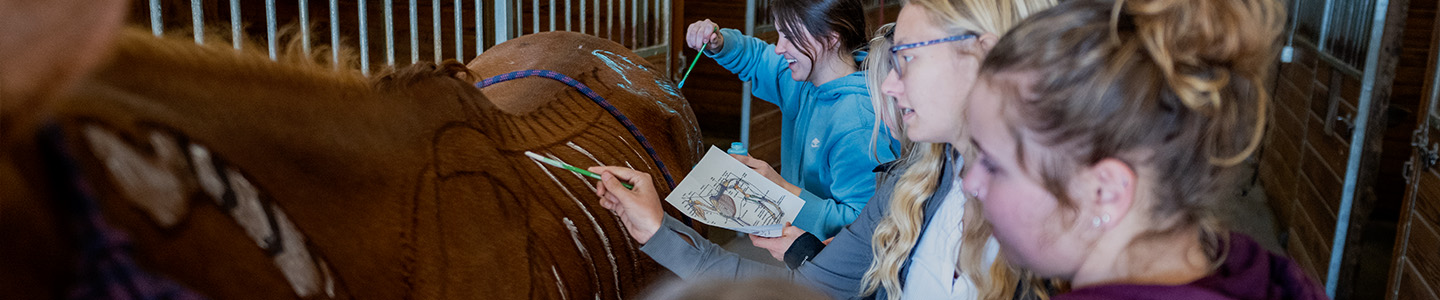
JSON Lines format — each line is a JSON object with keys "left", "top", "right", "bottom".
{"left": 524, "top": 151, "right": 634, "bottom": 189}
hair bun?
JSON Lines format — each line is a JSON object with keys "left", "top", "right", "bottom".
{"left": 1118, "top": 0, "right": 1283, "bottom": 115}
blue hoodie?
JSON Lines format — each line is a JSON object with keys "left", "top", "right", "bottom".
{"left": 707, "top": 28, "right": 898, "bottom": 239}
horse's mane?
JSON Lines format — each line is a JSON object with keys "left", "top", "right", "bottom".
{"left": 117, "top": 24, "right": 377, "bottom": 91}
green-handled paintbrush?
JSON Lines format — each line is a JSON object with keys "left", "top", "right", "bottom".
{"left": 525, "top": 151, "right": 634, "bottom": 189}
{"left": 678, "top": 27, "right": 718, "bottom": 89}
{"left": 677, "top": 42, "right": 706, "bottom": 89}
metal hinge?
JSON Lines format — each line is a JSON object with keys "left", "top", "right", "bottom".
{"left": 1405, "top": 129, "right": 1439, "bottom": 182}
{"left": 1333, "top": 113, "right": 1357, "bottom": 138}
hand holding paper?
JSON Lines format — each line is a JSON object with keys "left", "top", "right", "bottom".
{"left": 663, "top": 146, "right": 806, "bottom": 237}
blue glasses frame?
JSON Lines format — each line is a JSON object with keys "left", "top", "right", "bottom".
{"left": 889, "top": 34, "right": 978, "bottom": 75}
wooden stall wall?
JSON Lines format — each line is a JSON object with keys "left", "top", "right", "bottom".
{"left": 1391, "top": 0, "right": 1440, "bottom": 299}
{"left": 1260, "top": 0, "right": 1418, "bottom": 299}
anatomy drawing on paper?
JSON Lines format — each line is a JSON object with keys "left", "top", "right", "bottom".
{"left": 665, "top": 146, "right": 804, "bottom": 237}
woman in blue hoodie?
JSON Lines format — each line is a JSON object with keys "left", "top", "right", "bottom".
{"left": 681, "top": 0, "right": 895, "bottom": 239}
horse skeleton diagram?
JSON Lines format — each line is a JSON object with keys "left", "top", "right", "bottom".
{"left": 664, "top": 147, "right": 803, "bottom": 237}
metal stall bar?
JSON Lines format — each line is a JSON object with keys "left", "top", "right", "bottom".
{"left": 740, "top": 0, "right": 757, "bottom": 147}
{"left": 150, "top": 0, "right": 163, "bottom": 36}
{"left": 1317, "top": 0, "right": 1335, "bottom": 50}
{"left": 300, "top": 0, "right": 311, "bottom": 54}
{"left": 330, "top": 0, "right": 340, "bottom": 68}
{"left": 642, "top": 0, "right": 648, "bottom": 46}
{"left": 192, "top": 0, "right": 204, "bottom": 44}
{"left": 566, "top": 0, "right": 572, "bottom": 31}
{"left": 495, "top": 0, "right": 510, "bottom": 44}
{"left": 1281, "top": 0, "right": 1301, "bottom": 62}
{"left": 268, "top": 0, "right": 279, "bottom": 60}
{"left": 1336, "top": 0, "right": 1355, "bottom": 63}
{"left": 608, "top": 0, "right": 614, "bottom": 38}
{"left": 410, "top": 0, "right": 419, "bottom": 63}
{"left": 653, "top": 0, "right": 659, "bottom": 47}
{"left": 622, "top": 0, "right": 628, "bottom": 43}
{"left": 582, "top": 0, "right": 588, "bottom": 34}
{"left": 1328, "top": 0, "right": 1389, "bottom": 297}
{"left": 386, "top": 0, "right": 396, "bottom": 65}
{"left": 664, "top": 0, "right": 670, "bottom": 71}
{"left": 434, "top": 0, "right": 442, "bottom": 61}
{"left": 483, "top": 0, "right": 489, "bottom": 54}
{"left": 232, "top": 0, "right": 242, "bottom": 49}
{"left": 359, "top": 0, "right": 370, "bottom": 74}
{"left": 624, "top": 0, "right": 631, "bottom": 47}
{"left": 550, "top": 0, "right": 556, "bottom": 31}
{"left": 456, "top": 0, "right": 464, "bottom": 61}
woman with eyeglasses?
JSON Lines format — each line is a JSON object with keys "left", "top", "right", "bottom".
{"left": 589, "top": 0, "right": 1055, "bottom": 299}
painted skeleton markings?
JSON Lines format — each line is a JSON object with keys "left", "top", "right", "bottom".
{"left": 527, "top": 156, "right": 621, "bottom": 298}
{"left": 616, "top": 136, "right": 655, "bottom": 174}
{"left": 560, "top": 143, "right": 626, "bottom": 298}
{"left": 188, "top": 144, "right": 228, "bottom": 204}
{"left": 83, "top": 125, "right": 336, "bottom": 298}
{"left": 83, "top": 126, "right": 188, "bottom": 227}
{"left": 565, "top": 142, "right": 644, "bottom": 280}
{"left": 527, "top": 147, "right": 627, "bottom": 299}
{"left": 552, "top": 265, "right": 570, "bottom": 300}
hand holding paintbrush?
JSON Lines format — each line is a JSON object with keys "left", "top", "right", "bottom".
{"left": 525, "top": 151, "right": 633, "bottom": 189}
{"left": 679, "top": 20, "right": 722, "bottom": 88}
{"left": 524, "top": 151, "right": 663, "bottom": 243}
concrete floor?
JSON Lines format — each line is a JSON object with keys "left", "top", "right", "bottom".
{"left": 1221, "top": 168, "right": 1286, "bottom": 254}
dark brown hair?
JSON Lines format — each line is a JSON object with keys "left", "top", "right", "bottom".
{"left": 771, "top": 0, "right": 868, "bottom": 61}
{"left": 979, "top": 0, "right": 1282, "bottom": 239}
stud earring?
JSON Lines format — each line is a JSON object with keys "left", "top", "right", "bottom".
{"left": 1093, "top": 214, "right": 1111, "bottom": 228}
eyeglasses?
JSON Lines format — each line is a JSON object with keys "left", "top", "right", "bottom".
{"left": 889, "top": 34, "right": 977, "bottom": 76}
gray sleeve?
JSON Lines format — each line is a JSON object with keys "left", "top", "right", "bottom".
{"left": 639, "top": 216, "right": 789, "bottom": 280}
{"left": 793, "top": 169, "right": 896, "bottom": 299}
{"left": 637, "top": 170, "right": 901, "bottom": 299}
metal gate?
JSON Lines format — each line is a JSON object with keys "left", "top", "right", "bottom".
{"left": 139, "top": 0, "right": 671, "bottom": 75}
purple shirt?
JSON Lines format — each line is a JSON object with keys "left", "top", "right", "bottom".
{"left": 1056, "top": 233, "right": 1329, "bottom": 300}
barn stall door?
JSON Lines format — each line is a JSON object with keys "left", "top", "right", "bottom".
{"left": 1268, "top": 0, "right": 1412, "bottom": 298}
{"left": 1391, "top": 15, "right": 1440, "bottom": 298}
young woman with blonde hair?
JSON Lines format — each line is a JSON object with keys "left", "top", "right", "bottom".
{"left": 591, "top": 0, "right": 1056, "bottom": 299}
{"left": 963, "top": 0, "right": 1327, "bottom": 298}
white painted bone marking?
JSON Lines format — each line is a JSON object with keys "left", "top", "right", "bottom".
{"left": 83, "top": 126, "right": 335, "bottom": 298}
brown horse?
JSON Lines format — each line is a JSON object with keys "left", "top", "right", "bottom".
{"left": 0, "top": 28, "right": 700, "bottom": 299}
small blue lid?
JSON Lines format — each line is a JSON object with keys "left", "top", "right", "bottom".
{"left": 727, "top": 142, "right": 748, "bottom": 155}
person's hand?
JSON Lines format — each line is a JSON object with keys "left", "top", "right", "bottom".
{"left": 590, "top": 166, "right": 665, "bottom": 244}
{"left": 685, "top": 19, "right": 723, "bottom": 53}
{"left": 731, "top": 154, "right": 802, "bottom": 196}
{"left": 748, "top": 223, "right": 806, "bottom": 262}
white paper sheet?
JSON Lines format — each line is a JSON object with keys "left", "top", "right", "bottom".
{"left": 664, "top": 146, "right": 805, "bottom": 237}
